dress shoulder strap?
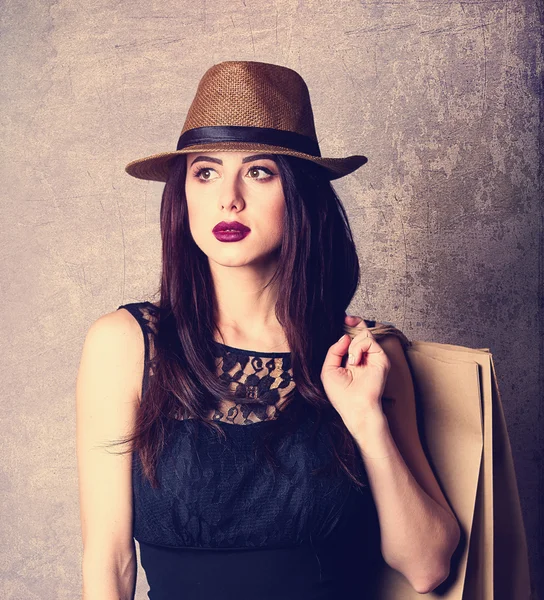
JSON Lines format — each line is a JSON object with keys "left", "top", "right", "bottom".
{"left": 117, "top": 301, "right": 158, "bottom": 398}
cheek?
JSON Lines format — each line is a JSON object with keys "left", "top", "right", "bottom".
{"left": 185, "top": 196, "right": 208, "bottom": 240}
{"left": 269, "top": 197, "right": 286, "bottom": 234}
{"left": 273, "top": 206, "right": 285, "bottom": 234}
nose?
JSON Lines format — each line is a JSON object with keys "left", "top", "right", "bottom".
{"left": 217, "top": 171, "right": 245, "bottom": 212}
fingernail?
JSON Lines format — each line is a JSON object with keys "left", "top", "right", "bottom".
{"left": 338, "top": 334, "right": 347, "bottom": 342}
{"left": 348, "top": 353, "right": 355, "bottom": 364}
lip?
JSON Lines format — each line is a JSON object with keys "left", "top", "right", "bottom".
{"left": 213, "top": 229, "right": 250, "bottom": 242}
{"left": 212, "top": 221, "right": 251, "bottom": 233}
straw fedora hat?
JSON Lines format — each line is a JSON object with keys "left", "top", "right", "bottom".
{"left": 125, "top": 60, "right": 368, "bottom": 182}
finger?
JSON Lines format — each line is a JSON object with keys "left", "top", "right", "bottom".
{"left": 348, "top": 334, "right": 374, "bottom": 365}
{"left": 350, "top": 326, "right": 374, "bottom": 343}
{"left": 344, "top": 314, "right": 364, "bottom": 325}
{"left": 322, "top": 334, "right": 351, "bottom": 371}
{"left": 348, "top": 327, "right": 387, "bottom": 363}
{"left": 346, "top": 314, "right": 371, "bottom": 331}
{"left": 344, "top": 315, "right": 371, "bottom": 341}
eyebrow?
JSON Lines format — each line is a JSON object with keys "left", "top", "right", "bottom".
{"left": 189, "top": 153, "right": 278, "bottom": 167}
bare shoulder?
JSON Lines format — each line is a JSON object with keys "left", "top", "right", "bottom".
{"left": 78, "top": 307, "right": 146, "bottom": 408}
{"left": 96, "top": 305, "right": 146, "bottom": 336}
{"left": 91, "top": 306, "right": 145, "bottom": 353}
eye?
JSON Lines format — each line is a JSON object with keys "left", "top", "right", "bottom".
{"left": 193, "top": 167, "right": 219, "bottom": 182}
{"left": 247, "top": 165, "right": 275, "bottom": 180}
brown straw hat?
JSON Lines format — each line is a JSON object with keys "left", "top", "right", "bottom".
{"left": 125, "top": 61, "right": 368, "bottom": 182}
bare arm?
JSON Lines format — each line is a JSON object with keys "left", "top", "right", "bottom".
{"left": 76, "top": 309, "right": 144, "bottom": 599}
{"left": 353, "top": 329, "right": 460, "bottom": 593}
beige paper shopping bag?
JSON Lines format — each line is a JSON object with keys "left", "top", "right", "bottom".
{"left": 370, "top": 340, "right": 531, "bottom": 600}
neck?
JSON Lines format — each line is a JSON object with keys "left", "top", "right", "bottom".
{"left": 209, "top": 259, "right": 288, "bottom": 351}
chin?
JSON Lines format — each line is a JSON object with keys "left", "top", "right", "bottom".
{"left": 209, "top": 249, "right": 281, "bottom": 270}
{"left": 194, "top": 236, "right": 282, "bottom": 266}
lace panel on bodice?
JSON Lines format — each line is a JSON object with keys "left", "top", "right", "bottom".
{"left": 210, "top": 345, "right": 296, "bottom": 424}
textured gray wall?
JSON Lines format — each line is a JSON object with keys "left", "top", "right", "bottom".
{"left": 1, "top": 1, "right": 542, "bottom": 598}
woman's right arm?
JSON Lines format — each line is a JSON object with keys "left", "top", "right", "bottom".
{"left": 76, "top": 309, "right": 144, "bottom": 600}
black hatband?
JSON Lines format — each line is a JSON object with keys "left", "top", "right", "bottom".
{"left": 176, "top": 126, "right": 321, "bottom": 157}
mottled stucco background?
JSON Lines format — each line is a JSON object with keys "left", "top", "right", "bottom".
{"left": 1, "top": 1, "right": 542, "bottom": 598}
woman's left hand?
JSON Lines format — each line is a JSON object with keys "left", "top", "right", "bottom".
{"left": 321, "top": 315, "right": 391, "bottom": 433}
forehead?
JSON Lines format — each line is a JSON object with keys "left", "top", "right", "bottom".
{"left": 185, "top": 151, "right": 278, "bottom": 166}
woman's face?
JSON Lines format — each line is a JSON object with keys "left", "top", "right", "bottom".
{"left": 185, "top": 151, "right": 285, "bottom": 270}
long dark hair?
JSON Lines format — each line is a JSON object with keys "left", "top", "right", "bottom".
{"left": 114, "top": 152, "right": 365, "bottom": 489}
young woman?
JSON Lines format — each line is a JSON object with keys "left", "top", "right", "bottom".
{"left": 76, "top": 61, "right": 460, "bottom": 600}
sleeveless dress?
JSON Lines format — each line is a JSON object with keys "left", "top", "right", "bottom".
{"left": 117, "top": 301, "right": 386, "bottom": 600}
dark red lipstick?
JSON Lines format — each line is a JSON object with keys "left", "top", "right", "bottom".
{"left": 212, "top": 221, "right": 251, "bottom": 242}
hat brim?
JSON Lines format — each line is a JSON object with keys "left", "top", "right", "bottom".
{"left": 124, "top": 142, "right": 368, "bottom": 182}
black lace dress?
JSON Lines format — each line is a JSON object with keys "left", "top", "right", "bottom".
{"left": 117, "top": 301, "right": 386, "bottom": 600}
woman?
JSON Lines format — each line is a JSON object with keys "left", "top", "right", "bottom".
{"left": 76, "top": 61, "right": 460, "bottom": 599}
